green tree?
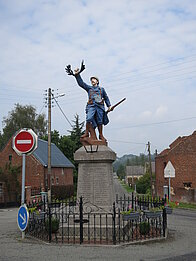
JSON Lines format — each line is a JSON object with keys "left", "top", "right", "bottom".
{"left": 135, "top": 173, "right": 155, "bottom": 194}
{"left": 69, "top": 114, "right": 85, "bottom": 151}
{"left": 42, "top": 130, "right": 75, "bottom": 163}
{"left": 140, "top": 153, "right": 145, "bottom": 166}
{"left": 117, "top": 164, "right": 126, "bottom": 180}
{"left": 59, "top": 135, "right": 75, "bottom": 163}
{"left": 42, "top": 130, "right": 61, "bottom": 147}
{"left": 51, "top": 130, "right": 61, "bottom": 147}
{"left": 0, "top": 132, "right": 3, "bottom": 150}
{"left": 1, "top": 103, "right": 47, "bottom": 149}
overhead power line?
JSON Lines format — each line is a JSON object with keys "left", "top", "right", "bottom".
{"left": 59, "top": 73, "right": 196, "bottom": 105}
{"left": 38, "top": 104, "right": 45, "bottom": 115}
{"left": 109, "top": 139, "right": 146, "bottom": 145}
{"left": 112, "top": 116, "right": 196, "bottom": 130}
{"left": 106, "top": 69, "right": 196, "bottom": 89}
{"left": 52, "top": 94, "right": 72, "bottom": 127}
{"left": 104, "top": 58, "right": 196, "bottom": 84}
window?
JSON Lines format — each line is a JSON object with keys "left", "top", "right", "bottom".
{"left": 61, "top": 168, "right": 64, "bottom": 175}
{"left": 56, "top": 177, "right": 59, "bottom": 185}
{"left": 51, "top": 177, "right": 54, "bottom": 185}
{"left": 9, "top": 154, "right": 12, "bottom": 162}
{"left": 0, "top": 183, "right": 3, "bottom": 196}
{"left": 183, "top": 182, "right": 192, "bottom": 189}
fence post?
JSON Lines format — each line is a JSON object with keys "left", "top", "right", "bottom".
{"left": 48, "top": 206, "right": 52, "bottom": 243}
{"left": 132, "top": 192, "right": 134, "bottom": 209}
{"left": 164, "top": 194, "right": 167, "bottom": 205}
{"left": 79, "top": 196, "right": 83, "bottom": 244}
{"left": 43, "top": 196, "right": 46, "bottom": 213}
{"left": 162, "top": 207, "right": 167, "bottom": 237}
{"left": 112, "top": 202, "right": 116, "bottom": 245}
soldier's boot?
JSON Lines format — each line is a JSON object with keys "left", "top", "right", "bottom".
{"left": 89, "top": 123, "right": 98, "bottom": 140}
{"left": 81, "top": 122, "right": 90, "bottom": 138}
{"left": 98, "top": 125, "right": 107, "bottom": 141}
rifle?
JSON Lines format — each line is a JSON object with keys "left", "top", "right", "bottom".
{"left": 107, "top": 98, "right": 126, "bottom": 113}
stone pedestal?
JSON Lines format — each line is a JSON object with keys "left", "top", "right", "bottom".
{"left": 74, "top": 145, "right": 116, "bottom": 212}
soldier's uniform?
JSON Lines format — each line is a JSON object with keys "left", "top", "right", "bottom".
{"left": 75, "top": 74, "right": 111, "bottom": 129}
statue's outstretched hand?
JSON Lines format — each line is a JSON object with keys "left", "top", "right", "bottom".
{"left": 74, "top": 68, "right": 80, "bottom": 75}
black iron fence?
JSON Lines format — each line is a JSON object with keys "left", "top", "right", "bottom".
{"left": 116, "top": 192, "right": 167, "bottom": 211}
{"left": 26, "top": 194, "right": 168, "bottom": 245}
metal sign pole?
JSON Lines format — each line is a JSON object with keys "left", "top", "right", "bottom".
{"left": 21, "top": 154, "right": 26, "bottom": 239}
{"left": 168, "top": 177, "right": 171, "bottom": 202}
{"left": 21, "top": 154, "right": 26, "bottom": 205}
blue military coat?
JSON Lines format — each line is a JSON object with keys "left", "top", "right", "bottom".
{"left": 75, "top": 74, "right": 111, "bottom": 128}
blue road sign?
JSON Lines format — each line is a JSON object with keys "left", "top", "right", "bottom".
{"left": 17, "top": 205, "right": 29, "bottom": 232}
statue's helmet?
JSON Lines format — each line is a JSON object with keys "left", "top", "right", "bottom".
{"left": 90, "top": 76, "right": 99, "bottom": 84}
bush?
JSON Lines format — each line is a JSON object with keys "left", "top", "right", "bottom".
{"left": 139, "top": 222, "right": 150, "bottom": 235}
{"left": 51, "top": 185, "right": 74, "bottom": 200}
{"left": 45, "top": 217, "right": 59, "bottom": 233}
{"left": 136, "top": 173, "right": 155, "bottom": 194}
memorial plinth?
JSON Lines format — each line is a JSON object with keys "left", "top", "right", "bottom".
{"left": 74, "top": 145, "right": 116, "bottom": 212}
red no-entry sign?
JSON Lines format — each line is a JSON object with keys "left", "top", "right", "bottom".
{"left": 13, "top": 129, "right": 38, "bottom": 239}
{"left": 13, "top": 129, "right": 38, "bottom": 155}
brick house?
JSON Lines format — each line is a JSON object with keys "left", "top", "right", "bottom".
{"left": 155, "top": 131, "right": 196, "bottom": 203}
{"left": 0, "top": 137, "right": 74, "bottom": 205}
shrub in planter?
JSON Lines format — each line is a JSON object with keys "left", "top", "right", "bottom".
{"left": 121, "top": 210, "right": 140, "bottom": 221}
{"left": 144, "top": 207, "right": 163, "bottom": 218}
{"left": 139, "top": 221, "right": 150, "bottom": 235}
{"left": 45, "top": 217, "right": 59, "bottom": 233}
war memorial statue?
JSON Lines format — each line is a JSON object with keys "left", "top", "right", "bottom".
{"left": 65, "top": 61, "right": 125, "bottom": 210}
{"left": 65, "top": 61, "right": 125, "bottom": 146}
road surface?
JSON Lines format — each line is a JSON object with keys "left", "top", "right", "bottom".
{"left": 0, "top": 206, "right": 196, "bottom": 260}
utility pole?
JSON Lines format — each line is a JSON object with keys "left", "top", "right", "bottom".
{"left": 48, "top": 88, "right": 52, "bottom": 203}
{"left": 147, "top": 141, "right": 153, "bottom": 198}
{"left": 46, "top": 89, "right": 65, "bottom": 203}
{"left": 154, "top": 149, "right": 158, "bottom": 196}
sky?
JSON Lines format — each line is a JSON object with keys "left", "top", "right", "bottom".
{"left": 0, "top": 0, "right": 196, "bottom": 157}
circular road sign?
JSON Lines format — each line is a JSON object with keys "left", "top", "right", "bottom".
{"left": 17, "top": 204, "right": 29, "bottom": 232}
{"left": 13, "top": 129, "right": 38, "bottom": 155}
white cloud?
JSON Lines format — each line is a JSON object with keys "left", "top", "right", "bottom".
{"left": 140, "top": 110, "right": 153, "bottom": 119}
{"left": 155, "top": 105, "right": 168, "bottom": 117}
{"left": 0, "top": 0, "right": 196, "bottom": 156}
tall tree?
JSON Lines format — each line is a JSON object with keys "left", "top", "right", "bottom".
{"left": 59, "top": 135, "right": 75, "bottom": 163}
{"left": 1, "top": 103, "right": 47, "bottom": 149}
{"left": 0, "top": 132, "right": 3, "bottom": 150}
{"left": 117, "top": 164, "right": 126, "bottom": 180}
{"left": 69, "top": 114, "right": 85, "bottom": 151}
{"left": 135, "top": 173, "right": 155, "bottom": 194}
{"left": 42, "top": 130, "right": 61, "bottom": 147}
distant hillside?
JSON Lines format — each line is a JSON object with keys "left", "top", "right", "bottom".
{"left": 113, "top": 154, "right": 136, "bottom": 171}
{"left": 113, "top": 153, "right": 155, "bottom": 172}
